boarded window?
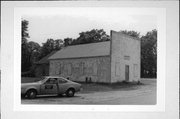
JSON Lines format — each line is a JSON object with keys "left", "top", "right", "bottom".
{"left": 59, "top": 63, "right": 62, "bottom": 75}
{"left": 74, "top": 63, "right": 80, "bottom": 74}
{"left": 115, "top": 62, "right": 120, "bottom": 76}
{"left": 55, "top": 62, "right": 61, "bottom": 75}
{"left": 124, "top": 56, "right": 130, "bottom": 60}
{"left": 81, "top": 62, "right": 85, "bottom": 75}
{"left": 67, "top": 63, "right": 72, "bottom": 75}
{"left": 133, "top": 64, "right": 138, "bottom": 77}
{"left": 50, "top": 62, "right": 54, "bottom": 75}
{"left": 93, "top": 62, "right": 98, "bottom": 76}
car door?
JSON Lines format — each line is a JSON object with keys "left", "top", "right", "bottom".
{"left": 40, "top": 78, "right": 58, "bottom": 95}
{"left": 57, "top": 78, "right": 69, "bottom": 94}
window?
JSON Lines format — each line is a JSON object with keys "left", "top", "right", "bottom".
{"left": 115, "top": 62, "right": 120, "bottom": 76}
{"left": 45, "top": 78, "right": 58, "bottom": 84}
{"left": 58, "top": 78, "right": 68, "bottom": 83}
{"left": 124, "top": 56, "right": 130, "bottom": 60}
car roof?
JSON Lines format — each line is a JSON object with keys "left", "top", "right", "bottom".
{"left": 45, "top": 76, "right": 67, "bottom": 79}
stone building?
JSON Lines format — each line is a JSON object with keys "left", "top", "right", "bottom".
{"left": 48, "top": 30, "right": 140, "bottom": 83}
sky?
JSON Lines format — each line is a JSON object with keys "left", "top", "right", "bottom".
{"left": 22, "top": 8, "right": 157, "bottom": 45}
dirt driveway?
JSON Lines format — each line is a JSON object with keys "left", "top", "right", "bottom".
{"left": 21, "top": 79, "right": 156, "bottom": 105}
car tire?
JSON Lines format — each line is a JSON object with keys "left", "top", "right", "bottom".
{"left": 66, "top": 88, "right": 75, "bottom": 97}
{"left": 26, "top": 89, "right": 37, "bottom": 99}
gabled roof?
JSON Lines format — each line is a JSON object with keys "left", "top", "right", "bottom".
{"left": 49, "top": 41, "right": 110, "bottom": 60}
{"left": 36, "top": 51, "right": 57, "bottom": 64}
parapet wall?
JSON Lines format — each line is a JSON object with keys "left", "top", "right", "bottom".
{"left": 110, "top": 30, "right": 140, "bottom": 82}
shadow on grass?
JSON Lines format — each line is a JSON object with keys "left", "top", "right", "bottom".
{"left": 22, "top": 94, "right": 81, "bottom": 100}
{"left": 78, "top": 81, "right": 145, "bottom": 93}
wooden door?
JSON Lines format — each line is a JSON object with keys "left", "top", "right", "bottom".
{"left": 125, "top": 65, "right": 129, "bottom": 81}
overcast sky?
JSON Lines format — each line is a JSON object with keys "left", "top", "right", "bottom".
{"left": 22, "top": 8, "right": 157, "bottom": 45}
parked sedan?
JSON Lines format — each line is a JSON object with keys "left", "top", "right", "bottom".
{"left": 21, "top": 76, "right": 82, "bottom": 99}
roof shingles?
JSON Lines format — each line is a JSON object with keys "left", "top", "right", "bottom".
{"left": 49, "top": 41, "right": 110, "bottom": 60}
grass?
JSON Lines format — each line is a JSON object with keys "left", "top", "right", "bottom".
{"left": 79, "top": 81, "right": 143, "bottom": 93}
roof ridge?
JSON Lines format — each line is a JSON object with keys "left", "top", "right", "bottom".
{"left": 64, "top": 41, "right": 110, "bottom": 47}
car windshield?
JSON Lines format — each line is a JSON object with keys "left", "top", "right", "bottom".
{"left": 37, "top": 77, "right": 47, "bottom": 83}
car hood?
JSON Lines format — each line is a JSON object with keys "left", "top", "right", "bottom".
{"left": 68, "top": 80, "right": 81, "bottom": 86}
{"left": 21, "top": 82, "right": 41, "bottom": 87}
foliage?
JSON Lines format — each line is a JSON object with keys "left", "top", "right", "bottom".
{"left": 64, "top": 38, "right": 73, "bottom": 47}
{"left": 70, "top": 29, "right": 110, "bottom": 45}
{"left": 21, "top": 20, "right": 41, "bottom": 72}
{"left": 141, "top": 29, "right": 157, "bottom": 78}
{"left": 22, "top": 20, "right": 29, "bottom": 43}
{"left": 120, "top": 30, "right": 140, "bottom": 38}
{"left": 39, "top": 39, "right": 63, "bottom": 59}
{"left": 54, "top": 39, "right": 63, "bottom": 50}
{"left": 21, "top": 20, "right": 30, "bottom": 72}
{"left": 27, "top": 41, "right": 41, "bottom": 64}
{"left": 22, "top": 41, "right": 41, "bottom": 72}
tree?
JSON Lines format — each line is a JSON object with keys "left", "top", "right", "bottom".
{"left": 21, "top": 20, "right": 30, "bottom": 72}
{"left": 27, "top": 41, "right": 41, "bottom": 64}
{"left": 22, "top": 20, "right": 29, "bottom": 43}
{"left": 64, "top": 38, "right": 73, "bottom": 47}
{"left": 54, "top": 39, "right": 63, "bottom": 50}
{"left": 120, "top": 30, "right": 140, "bottom": 38}
{"left": 141, "top": 29, "right": 157, "bottom": 78}
{"left": 40, "top": 39, "right": 54, "bottom": 59}
{"left": 70, "top": 29, "right": 110, "bottom": 45}
{"left": 39, "top": 38, "right": 63, "bottom": 59}
{"left": 21, "top": 20, "right": 41, "bottom": 73}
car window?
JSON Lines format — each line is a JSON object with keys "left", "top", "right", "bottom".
{"left": 58, "top": 78, "right": 67, "bottom": 83}
{"left": 45, "top": 78, "right": 58, "bottom": 84}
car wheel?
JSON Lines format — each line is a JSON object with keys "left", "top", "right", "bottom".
{"left": 66, "top": 88, "right": 75, "bottom": 97}
{"left": 26, "top": 90, "right": 37, "bottom": 99}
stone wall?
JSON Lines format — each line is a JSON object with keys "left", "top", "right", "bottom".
{"left": 49, "top": 56, "right": 111, "bottom": 83}
{"left": 110, "top": 30, "right": 140, "bottom": 82}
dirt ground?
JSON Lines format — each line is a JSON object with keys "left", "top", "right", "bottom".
{"left": 21, "top": 79, "right": 156, "bottom": 105}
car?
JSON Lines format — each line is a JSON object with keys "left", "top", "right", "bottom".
{"left": 21, "top": 76, "right": 82, "bottom": 99}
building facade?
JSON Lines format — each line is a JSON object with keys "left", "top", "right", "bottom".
{"left": 49, "top": 56, "right": 111, "bottom": 83}
{"left": 110, "top": 31, "right": 140, "bottom": 82}
{"left": 48, "top": 30, "right": 140, "bottom": 83}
